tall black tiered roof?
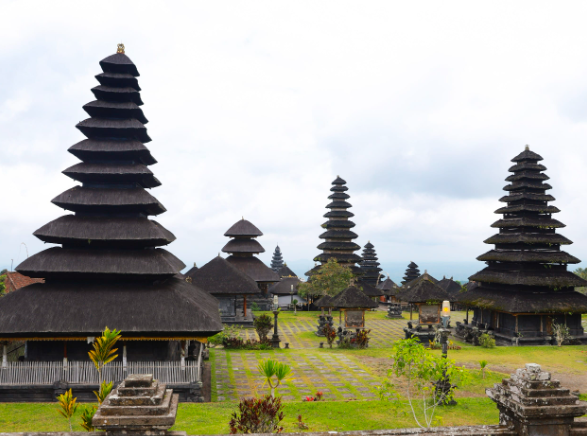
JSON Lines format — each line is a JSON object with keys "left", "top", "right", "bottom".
{"left": 0, "top": 47, "right": 222, "bottom": 338}
{"left": 271, "top": 245, "right": 284, "bottom": 272}
{"left": 308, "top": 176, "right": 362, "bottom": 275}
{"left": 359, "top": 242, "right": 384, "bottom": 286}
{"left": 223, "top": 218, "right": 279, "bottom": 283}
{"left": 401, "top": 262, "right": 420, "bottom": 285}
{"left": 458, "top": 147, "right": 587, "bottom": 313}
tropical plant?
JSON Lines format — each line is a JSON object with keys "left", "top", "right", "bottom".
{"left": 479, "top": 360, "right": 488, "bottom": 379}
{"left": 574, "top": 267, "right": 587, "bottom": 294}
{"left": 57, "top": 388, "right": 78, "bottom": 431}
{"left": 229, "top": 394, "right": 285, "bottom": 434}
{"left": 378, "top": 337, "right": 469, "bottom": 429}
{"left": 0, "top": 274, "right": 6, "bottom": 297}
{"left": 478, "top": 333, "right": 495, "bottom": 349}
{"left": 253, "top": 314, "right": 273, "bottom": 342}
{"left": 552, "top": 321, "right": 571, "bottom": 346}
{"left": 292, "top": 299, "right": 298, "bottom": 315}
{"left": 80, "top": 406, "right": 96, "bottom": 431}
{"left": 355, "top": 329, "right": 371, "bottom": 349}
{"left": 258, "top": 359, "right": 292, "bottom": 398}
{"left": 297, "top": 258, "right": 354, "bottom": 300}
{"left": 93, "top": 380, "right": 113, "bottom": 404}
{"left": 322, "top": 324, "right": 337, "bottom": 348}
{"left": 88, "top": 327, "right": 121, "bottom": 382}
{"left": 209, "top": 324, "right": 243, "bottom": 348}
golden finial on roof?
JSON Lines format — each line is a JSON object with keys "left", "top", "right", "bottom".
{"left": 525, "top": 144, "right": 530, "bottom": 151}
{"left": 117, "top": 43, "right": 125, "bottom": 54}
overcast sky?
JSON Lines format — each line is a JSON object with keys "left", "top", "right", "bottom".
{"left": 3, "top": 1, "right": 587, "bottom": 280}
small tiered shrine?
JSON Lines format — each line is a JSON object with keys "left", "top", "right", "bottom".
{"left": 0, "top": 46, "right": 222, "bottom": 362}
{"left": 187, "top": 256, "right": 260, "bottom": 326}
{"left": 222, "top": 218, "right": 279, "bottom": 311}
{"left": 330, "top": 285, "right": 378, "bottom": 329}
{"left": 458, "top": 147, "right": 587, "bottom": 345}
{"left": 401, "top": 262, "right": 420, "bottom": 285}
{"left": 307, "top": 176, "right": 362, "bottom": 276}
{"left": 359, "top": 242, "right": 384, "bottom": 286}
{"left": 270, "top": 245, "right": 284, "bottom": 272}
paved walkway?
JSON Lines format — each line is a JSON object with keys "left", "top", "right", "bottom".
{"left": 212, "top": 350, "right": 382, "bottom": 402}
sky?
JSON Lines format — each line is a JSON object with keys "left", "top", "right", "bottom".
{"left": 3, "top": 1, "right": 587, "bottom": 283}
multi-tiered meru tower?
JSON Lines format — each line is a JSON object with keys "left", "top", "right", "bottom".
{"left": 459, "top": 147, "right": 587, "bottom": 345}
{"left": 270, "top": 245, "right": 284, "bottom": 272}
{"left": 401, "top": 262, "right": 420, "bottom": 285}
{"left": 0, "top": 46, "right": 222, "bottom": 361}
{"left": 307, "top": 176, "right": 362, "bottom": 276}
{"left": 359, "top": 242, "right": 384, "bottom": 286}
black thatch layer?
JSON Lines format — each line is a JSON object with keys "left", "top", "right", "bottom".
{"left": 34, "top": 215, "right": 175, "bottom": 247}
{"left": 377, "top": 278, "right": 397, "bottom": 291}
{"left": 456, "top": 284, "right": 587, "bottom": 313}
{"left": 189, "top": 256, "right": 260, "bottom": 296}
{"left": 226, "top": 256, "right": 280, "bottom": 283}
{"left": 268, "top": 277, "right": 301, "bottom": 295}
{"left": 359, "top": 242, "right": 384, "bottom": 286}
{"left": 0, "top": 277, "right": 222, "bottom": 338}
{"left": 466, "top": 147, "right": 587, "bottom": 316}
{"left": 330, "top": 286, "right": 378, "bottom": 309}
{"left": 221, "top": 239, "right": 265, "bottom": 254}
{"left": 271, "top": 245, "right": 284, "bottom": 271}
{"left": 184, "top": 264, "right": 198, "bottom": 278}
{"left": 437, "top": 278, "right": 462, "bottom": 296}
{"left": 277, "top": 264, "right": 297, "bottom": 278}
{"left": 4, "top": 49, "right": 222, "bottom": 343}
{"left": 401, "top": 262, "right": 420, "bottom": 285}
{"left": 314, "top": 294, "right": 333, "bottom": 308}
{"left": 360, "top": 283, "right": 384, "bottom": 297}
{"left": 224, "top": 219, "right": 263, "bottom": 237}
{"left": 52, "top": 187, "right": 166, "bottom": 215}
{"left": 310, "top": 177, "right": 362, "bottom": 276}
{"left": 68, "top": 139, "right": 156, "bottom": 165}
{"left": 400, "top": 274, "right": 450, "bottom": 303}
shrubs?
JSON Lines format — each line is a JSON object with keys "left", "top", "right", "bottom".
{"left": 223, "top": 337, "right": 272, "bottom": 350}
{"left": 209, "top": 324, "right": 243, "bottom": 348}
{"left": 479, "top": 333, "right": 496, "bottom": 348}
{"left": 254, "top": 314, "right": 274, "bottom": 342}
{"left": 552, "top": 321, "right": 571, "bottom": 346}
{"left": 322, "top": 324, "right": 337, "bottom": 348}
{"left": 56, "top": 389, "right": 78, "bottom": 432}
{"left": 355, "top": 329, "right": 371, "bottom": 349}
{"left": 229, "top": 395, "right": 284, "bottom": 434}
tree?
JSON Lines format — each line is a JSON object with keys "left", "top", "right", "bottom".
{"left": 573, "top": 267, "right": 587, "bottom": 294}
{"left": 378, "top": 338, "right": 469, "bottom": 429}
{"left": 57, "top": 388, "right": 78, "bottom": 431}
{"left": 297, "top": 258, "right": 354, "bottom": 300}
{"left": 258, "top": 359, "right": 292, "bottom": 398}
{"left": 0, "top": 274, "right": 6, "bottom": 297}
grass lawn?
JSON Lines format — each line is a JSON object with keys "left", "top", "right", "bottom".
{"left": 0, "top": 397, "right": 499, "bottom": 433}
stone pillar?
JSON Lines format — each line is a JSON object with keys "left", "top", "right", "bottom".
{"left": 93, "top": 373, "right": 183, "bottom": 436}
{"left": 271, "top": 310, "right": 281, "bottom": 348}
{"left": 486, "top": 363, "right": 587, "bottom": 436}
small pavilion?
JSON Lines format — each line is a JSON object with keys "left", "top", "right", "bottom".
{"left": 329, "top": 286, "right": 378, "bottom": 329}
{"left": 400, "top": 273, "right": 450, "bottom": 323}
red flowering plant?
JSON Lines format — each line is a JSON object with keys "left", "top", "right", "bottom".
{"left": 229, "top": 395, "right": 284, "bottom": 434}
{"left": 322, "top": 324, "right": 337, "bottom": 348}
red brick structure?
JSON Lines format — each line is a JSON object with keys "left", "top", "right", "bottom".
{"left": 3, "top": 272, "right": 44, "bottom": 294}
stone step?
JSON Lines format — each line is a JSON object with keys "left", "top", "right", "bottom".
{"left": 109, "top": 383, "right": 166, "bottom": 406}
{"left": 101, "top": 388, "right": 172, "bottom": 416}
{"left": 118, "top": 380, "right": 159, "bottom": 397}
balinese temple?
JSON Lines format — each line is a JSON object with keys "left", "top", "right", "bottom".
{"left": 359, "top": 242, "right": 384, "bottom": 286}
{"left": 222, "top": 218, "right": 279, "bottom": 311}
{"left": 457, "top": 147, "right": 587, "bottom": 345}
{"left": 270, "top": 245, "right": 284, "bottom": 272}
{"left": 378, "top": 277, "right": 399, "bottom": 303}
{"left": 401, "top": 262, "right": 420, "bottom": 285}
{"left": 307, "top": 176, "right": 362, "bottom": 276}
{"left": 0, "top": 47, "right": 222, "bottom": 363}
{"left": 187, "top": 256, "right": 260, "bottom": 326}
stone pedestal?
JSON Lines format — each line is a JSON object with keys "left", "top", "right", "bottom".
{"left": 387, "top": 303, "right": 403, "bottom": 318}
{"left": 316, "top": 315, "right": 326, "bottom": 336}
{"left": 486, "top": 363, "right": 587, "bottom": 436}
{"left": 93, "top": 374, "right": 183, "bottom": 436}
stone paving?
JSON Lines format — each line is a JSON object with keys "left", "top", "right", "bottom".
{"left": 212, "top": 349, "right": 382, "bottom": 402}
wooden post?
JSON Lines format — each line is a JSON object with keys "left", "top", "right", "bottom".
{"left": 243, "top": 295, "right": 247, "bottom": 317}
{"left": 63, "top": 342, "right": 68, "bottom": 370}
{"left": 515, "top": 315, "right": 519, "bottom": 334}
{"left": 180, "top": 340, "right": 186, "bottom": 370}
{"left": 339, "top": 310, "right": 342, "bottom": 327}
{"left": 466, "top": 308, "right": 469, "bottom": 323}
{"left": 1, "top": 344, "right": 7, "bottom": 369}
{"left": 196, "top": 342, "right": 203, "bottom": 382}
{"left": 410, "top": 305, "right": 413, "bottom": 321}
{"left": 123, "top": 344, "right": 127, "bottom": 375}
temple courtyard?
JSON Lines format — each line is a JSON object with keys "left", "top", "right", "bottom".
{"left": 1, "top": 310, "right": 586, "bottom": 433}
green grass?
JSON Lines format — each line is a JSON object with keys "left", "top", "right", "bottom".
{"left": 0, "top": 398, "right": 499, "bottom": 433}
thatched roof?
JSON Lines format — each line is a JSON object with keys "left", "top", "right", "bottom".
{"left": 399, "top": 274, "right": 450, "bottom": 303}
{"left": 222, "top": 238, "right": 265, "bottom": 254}
{"left": 277, "top": 264, "right": 297, "bottom": 278}
{"left": 63, "top": 163, "right": 160, "bottom": 188}
{"left": 360, "top": 283, "right": 384, "bottom": 297}
{"left": 270, "top": 245, "right": 284, "bottom": 272}
{"left": 437, "top": 278, "right": 462, "bottom": 296}
{"left": 95, "top": 72, "right": 140, "bottom": 90}
{"left": 225, "top": 256, "right": 279, "bottom": 283}
{"left": 99, "top": 52, "right": 140, "bottom": 76}
{"left": 402, "top": 261, "right": 420, "bottom": 284}
{"left": 224, "top": 219, "right": 263, "bottom": 237}
{"left": 268, "top": 277, "right": 301, "bottom": 295}
{"left": 83, "top": 100, "right": 148, "bottom": 124}
{"left": 68, "top": 139, "right": 156, "bottom": 165}
{"left": 314, "top": 294, "right": 333, "bottom": 308}
{"left": 189, "top": 256, "right": 260, "bottom": 296}
{"left": 34, "top": 215, "right": 175, "bottom": 248}
{"left": 469, "top": 267, "right": 586, "bottom": 288}
{"left": 330, "top": 286, "right": 379, "bottom": 309}
{"left": 455, "top": 285, "right": 587, "bottom": 313}
{"left": 0, "top": 277, "right": 222, "bottom": 339}
{"left": 377, "top": 278, "right": 397, "bottom": 291}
